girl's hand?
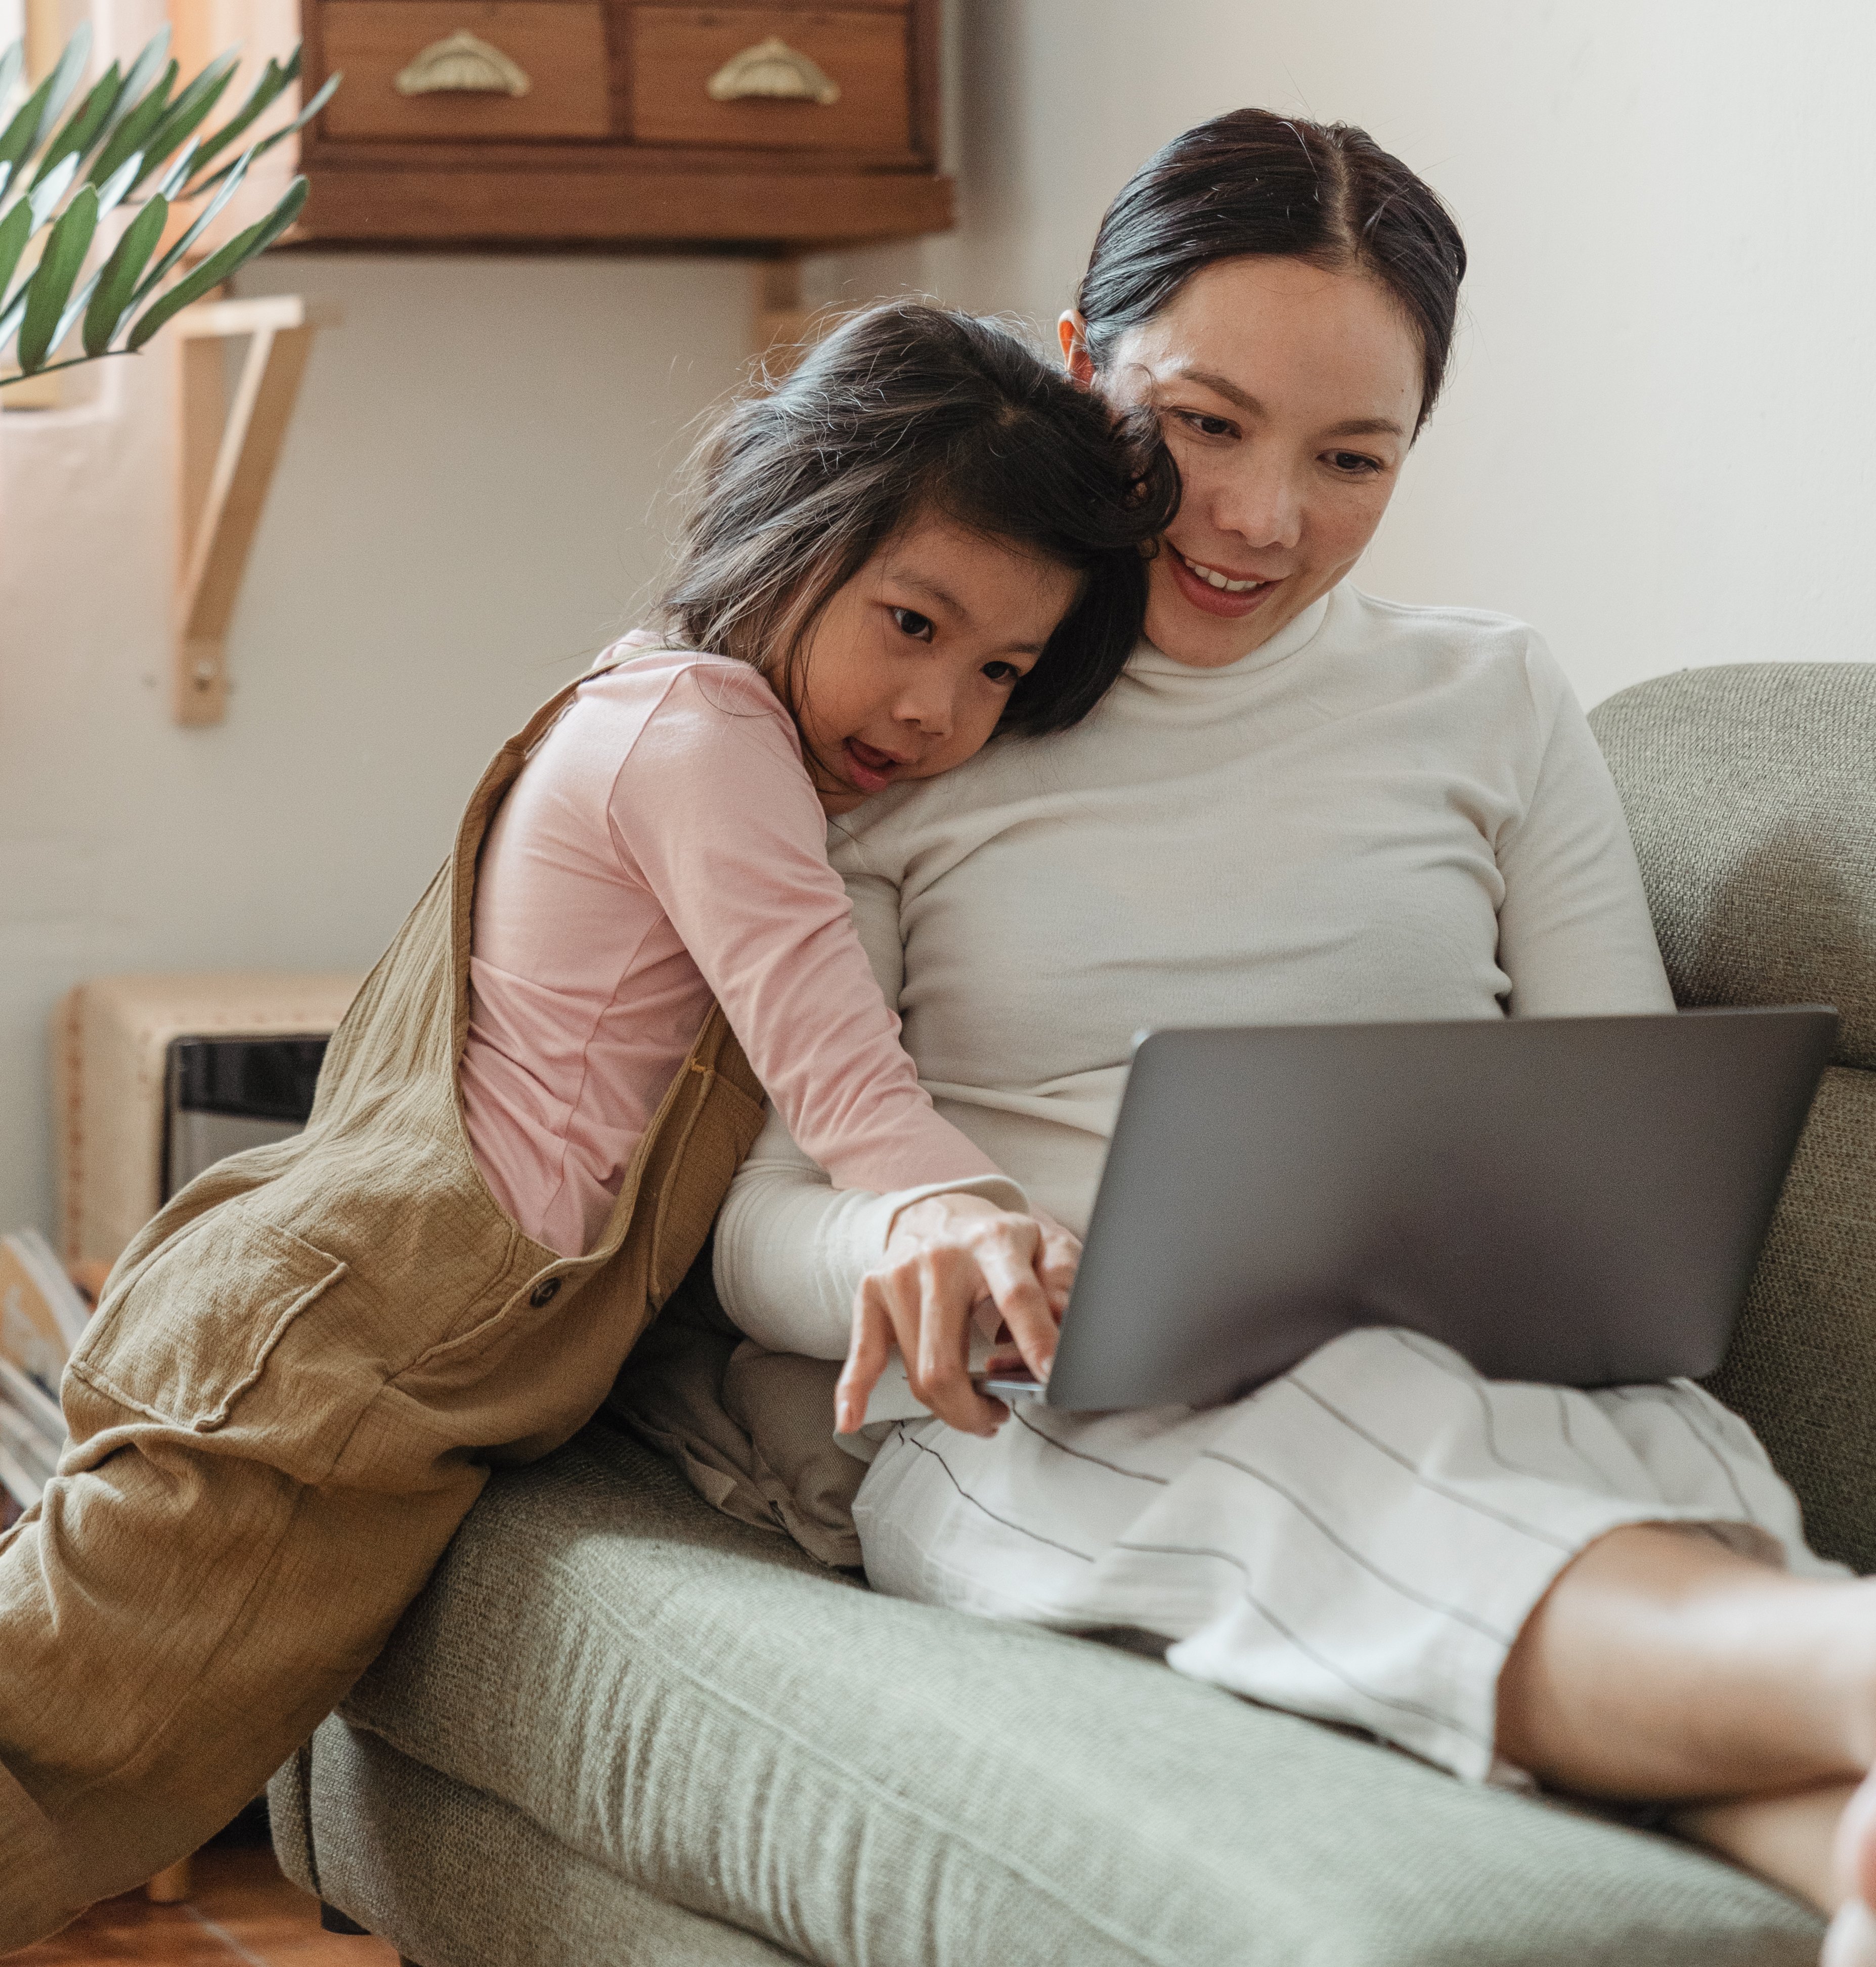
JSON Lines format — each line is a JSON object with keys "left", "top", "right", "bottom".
{"left": 836, "top": 1194, "right": 1079, "bottom": 1436}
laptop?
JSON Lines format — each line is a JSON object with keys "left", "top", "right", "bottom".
{"left": 985, "top": 1008, "right": 1836, "bottom": 1413}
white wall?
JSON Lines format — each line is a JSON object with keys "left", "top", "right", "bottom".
{"left": 0, "top": 253, "right": 750, "bottom": 1234}
{"left": 4, "top": 0, "right": 1873, "bottom": 1233}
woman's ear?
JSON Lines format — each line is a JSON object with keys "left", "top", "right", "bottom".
{"left": 1058, "top": 310, "right": 1096, "bottom": 387}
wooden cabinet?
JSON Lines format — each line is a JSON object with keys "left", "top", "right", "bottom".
{"left": 290, "top": 0, "right": 949, "bottom": 250}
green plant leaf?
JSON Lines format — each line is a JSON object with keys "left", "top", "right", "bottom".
{"left": 0, "top": 42, "right": 23, "bottom": 114}
{"left": 132, "top": 45, "right": 239, "bottom": 187}
{"left": 100, "top": 27, "right": 171, "bottom": 145}
{"left": 0, "top": 196, "right": 31, "bottom": 309}
{"left": 0, "top": 25, "right": 95, "bottom": 180}
{"left": 47, "top": 265, "right": 101, "bottom": 357}
{"left": 86, "top": 59, "right": 175, "bottom": 186}
{"left": 127, "top": 175, "right": 306, "bottom": 353}
{"left": 82, "top": 191, "right": 165, "bottom": 354}
{"left": 26, "top": 151, "right": 79, "bottom": 226}
{"left": 185, "top": 55, "right": 288, "bottom": 178}
{"left": 16, "top": 180, "right": 97, "bottom": 371}
{"left": 92, "top": 149, "right": 144, "bottom": 222}
{"left": 0, "top": 77, "right": 57, "bottom": 176}
{"left": 183, "top": 70, "right": 338, "bottom": 197}
{"left": 152, "top": 136, "right": 200, "bottom": 199}
{"left": 29, "top": 61, "right": 121, "bottom": 187}
{"left": 15, "top": 21, "right": 93, "bottom": 157}
{"left": 128, "top": 148, "right": 249, "bottom": 304}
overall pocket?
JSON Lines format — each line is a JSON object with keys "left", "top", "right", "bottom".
{"left": 71, "top": 1203, "right": 347, "bottom": 1433}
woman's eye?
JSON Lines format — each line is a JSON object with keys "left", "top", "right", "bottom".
{"left": 981, "top": 660, "right": 1023, "bottom": 685}
{"left": 1175, "top": 410, "right": 1236, "bottom": 440}
{"left": 889, "top": 606, "right": 934, "bottom": 642}
{"left": 1326, "top": 451, "right": 1383, "bottom": 477}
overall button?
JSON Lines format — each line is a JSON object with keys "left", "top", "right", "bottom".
{"left": 529, "top": 1277, "right": 562, "bottom": 1308}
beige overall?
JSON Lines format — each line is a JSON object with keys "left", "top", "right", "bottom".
{"left": 0, "top": 663, "right": 767, "bottom": 1946}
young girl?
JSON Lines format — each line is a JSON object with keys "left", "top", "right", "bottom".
{"left": 0, "top": 302, "right": 1176, "bottom": 1945}
{"left": 462, "top": 301, "right": 1171, "bottom": 1274}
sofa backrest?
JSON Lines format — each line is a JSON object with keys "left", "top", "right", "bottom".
{"left": 1591, "top": 663, "right": 1876, "bottom": 1571}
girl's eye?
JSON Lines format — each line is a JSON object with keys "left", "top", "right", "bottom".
{"left": 1326, "top": 451, "right": 1383, "bottom": 477}
{"left": 889, "top": 606, "right": 934, "bottom": 642}
{"left": 981, "top": 660, "right": 1023, "bottom": 685}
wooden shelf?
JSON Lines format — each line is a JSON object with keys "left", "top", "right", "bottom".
{"left": 289, "top": 0, "right": 951, "bottom": 253}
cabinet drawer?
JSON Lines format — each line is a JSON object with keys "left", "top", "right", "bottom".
{"left": 631, "top": 8, "right": 909, "bottom": 153}
{"left": 321, "top": 2, "right": 614, "bottom": 140}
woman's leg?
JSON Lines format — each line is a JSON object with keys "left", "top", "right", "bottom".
{"left": 1497, "top": 1521, "right": 1876, "bottom": 1932}
{"left": 1497, "top": 1524, "right": 1876, "bottom": 1800}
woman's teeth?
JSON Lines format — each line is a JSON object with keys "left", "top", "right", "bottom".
{"left": 1179, "top": 551, "right": 1268, "bottom": 594}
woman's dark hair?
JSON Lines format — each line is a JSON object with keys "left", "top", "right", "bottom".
{"left": 1076, "top": 109, "right": 1467, "bottom": 433}
{"left": 659, "top": 301, "right": 1180, "bottom": 741}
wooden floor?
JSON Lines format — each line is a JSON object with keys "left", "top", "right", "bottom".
{"left": 13, "top": 1850, "right": 399, "bottom": 1966}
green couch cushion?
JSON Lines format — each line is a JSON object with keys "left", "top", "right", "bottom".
{"left": 275, "top": 1721, "right": 800, "bottom": 1965}
{"left": 1593, "top": 664, "right": 1876, "bottom": 1573}
{"left": 1590, "top": 662, "right": 1876, "bottom": 1070}
{"left": 1704, "top": 1064, "right": 1876, "bottom": 1571}
{"left": 326, "top": 1423, "right": 1820, "bottom": 1966}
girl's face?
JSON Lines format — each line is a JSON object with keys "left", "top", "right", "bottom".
{"left": 1062, "top": 255, "right": 1424, "bottom": 670}
{"left": 794, "top": 512, "right": 1080, "bottom": 814}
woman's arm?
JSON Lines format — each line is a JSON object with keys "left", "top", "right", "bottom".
{"left": 1496, "top": 646, "right": 1676, "bottom": 1016}
{"left": 711, "top": 857, "right": 1068, "bottom": 1434}
{"left": 714, "top": 1121, "right": 1067, "bottom": 1435}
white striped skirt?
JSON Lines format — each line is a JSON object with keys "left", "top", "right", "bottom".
{"left": 851, "top": 1327, "right": 1842, "bottom": 1783}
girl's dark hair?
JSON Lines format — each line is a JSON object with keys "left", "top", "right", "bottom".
{"left": 1077, "top": 109, "right": 1467, "bottom": 433}
{"left": 659, "top": 301, "right": 1180, "bottom": 740}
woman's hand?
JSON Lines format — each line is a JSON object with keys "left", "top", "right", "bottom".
{"left": 835, "top": 1194, "right": 1080, "bottom": 1436}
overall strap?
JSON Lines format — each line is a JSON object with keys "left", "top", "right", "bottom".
{"left": 508, "top": 639, "right": 642, "bottom": 761}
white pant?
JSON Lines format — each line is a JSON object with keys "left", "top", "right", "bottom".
{"left": 853, "top": 1328, "right": 1840, "bottom": 1782}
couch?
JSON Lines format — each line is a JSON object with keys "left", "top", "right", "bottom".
{"left": 271, "top": 661, "right": 1876, "bottom": 1965}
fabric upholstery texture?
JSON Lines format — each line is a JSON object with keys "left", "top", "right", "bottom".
{"left": 1589, "top": 662, "right": 1876, "bottom": 1068}
{"left": 271, "top": 1726, "right": 796, "bottom": 1964}
{"left": 285, "top": 1424, "right": 1821, "bottom": 1966}
{"left": 1702, "top": 1065, "right": 1876, "bottom": 1571}
{"left": 1592, "top": 664, "right": 1876, "bottom": 1572}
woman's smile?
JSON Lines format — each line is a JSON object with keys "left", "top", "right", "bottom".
{"left": 1166, "top": 543, "right": 1280, "bottom": 620}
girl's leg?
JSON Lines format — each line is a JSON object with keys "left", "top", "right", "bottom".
{"left": 1497, "top": 1522, "right": 1876, "bottom": 1926}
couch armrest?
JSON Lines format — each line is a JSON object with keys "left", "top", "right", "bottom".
{"left": 1704, "top": 1064, "right": 1876, "bottom": 1573}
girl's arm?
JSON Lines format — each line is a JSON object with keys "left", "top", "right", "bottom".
{"left": 614, "top": 664, "right": 1026, "bottom": 1197}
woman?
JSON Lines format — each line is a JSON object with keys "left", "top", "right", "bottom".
{"left": 714, "top": 109, "right": 1876, "bottom": 1964}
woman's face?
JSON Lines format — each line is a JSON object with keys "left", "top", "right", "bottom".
{"left": 1063, "top": 255, "right": 1424, "bottom": 669}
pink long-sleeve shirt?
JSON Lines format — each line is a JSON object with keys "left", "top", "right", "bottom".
{"left": 460, "top": 646, "right": 1007, "bottom": 1258}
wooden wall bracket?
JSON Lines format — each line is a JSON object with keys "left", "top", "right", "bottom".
{"left": 173, "top": 294, "right": 338, "bottom": 727}
{"left": 752, "top": 257, "right": 812, "bottom": 370}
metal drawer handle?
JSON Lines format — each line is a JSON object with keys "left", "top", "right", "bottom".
{"left": 395, "top": 30, "right": 532, "bottom": 98}
{"left": 706, "top": 36, "right": 840, "bottom": 106}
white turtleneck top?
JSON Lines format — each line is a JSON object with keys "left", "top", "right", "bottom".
{"left": 712, "top": 585, "right": 1675, "bottom": 1396}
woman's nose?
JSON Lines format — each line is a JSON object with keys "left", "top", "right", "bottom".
{"left": 1214, "top": 458, "right": 1304, "bottom": 552}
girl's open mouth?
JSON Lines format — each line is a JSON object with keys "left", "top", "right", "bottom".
{"left": 1168, "top": 545, "right": 1279, "bottom": 620}
{"left": 843, "top": 738, "right": 906, "bottom": 794}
